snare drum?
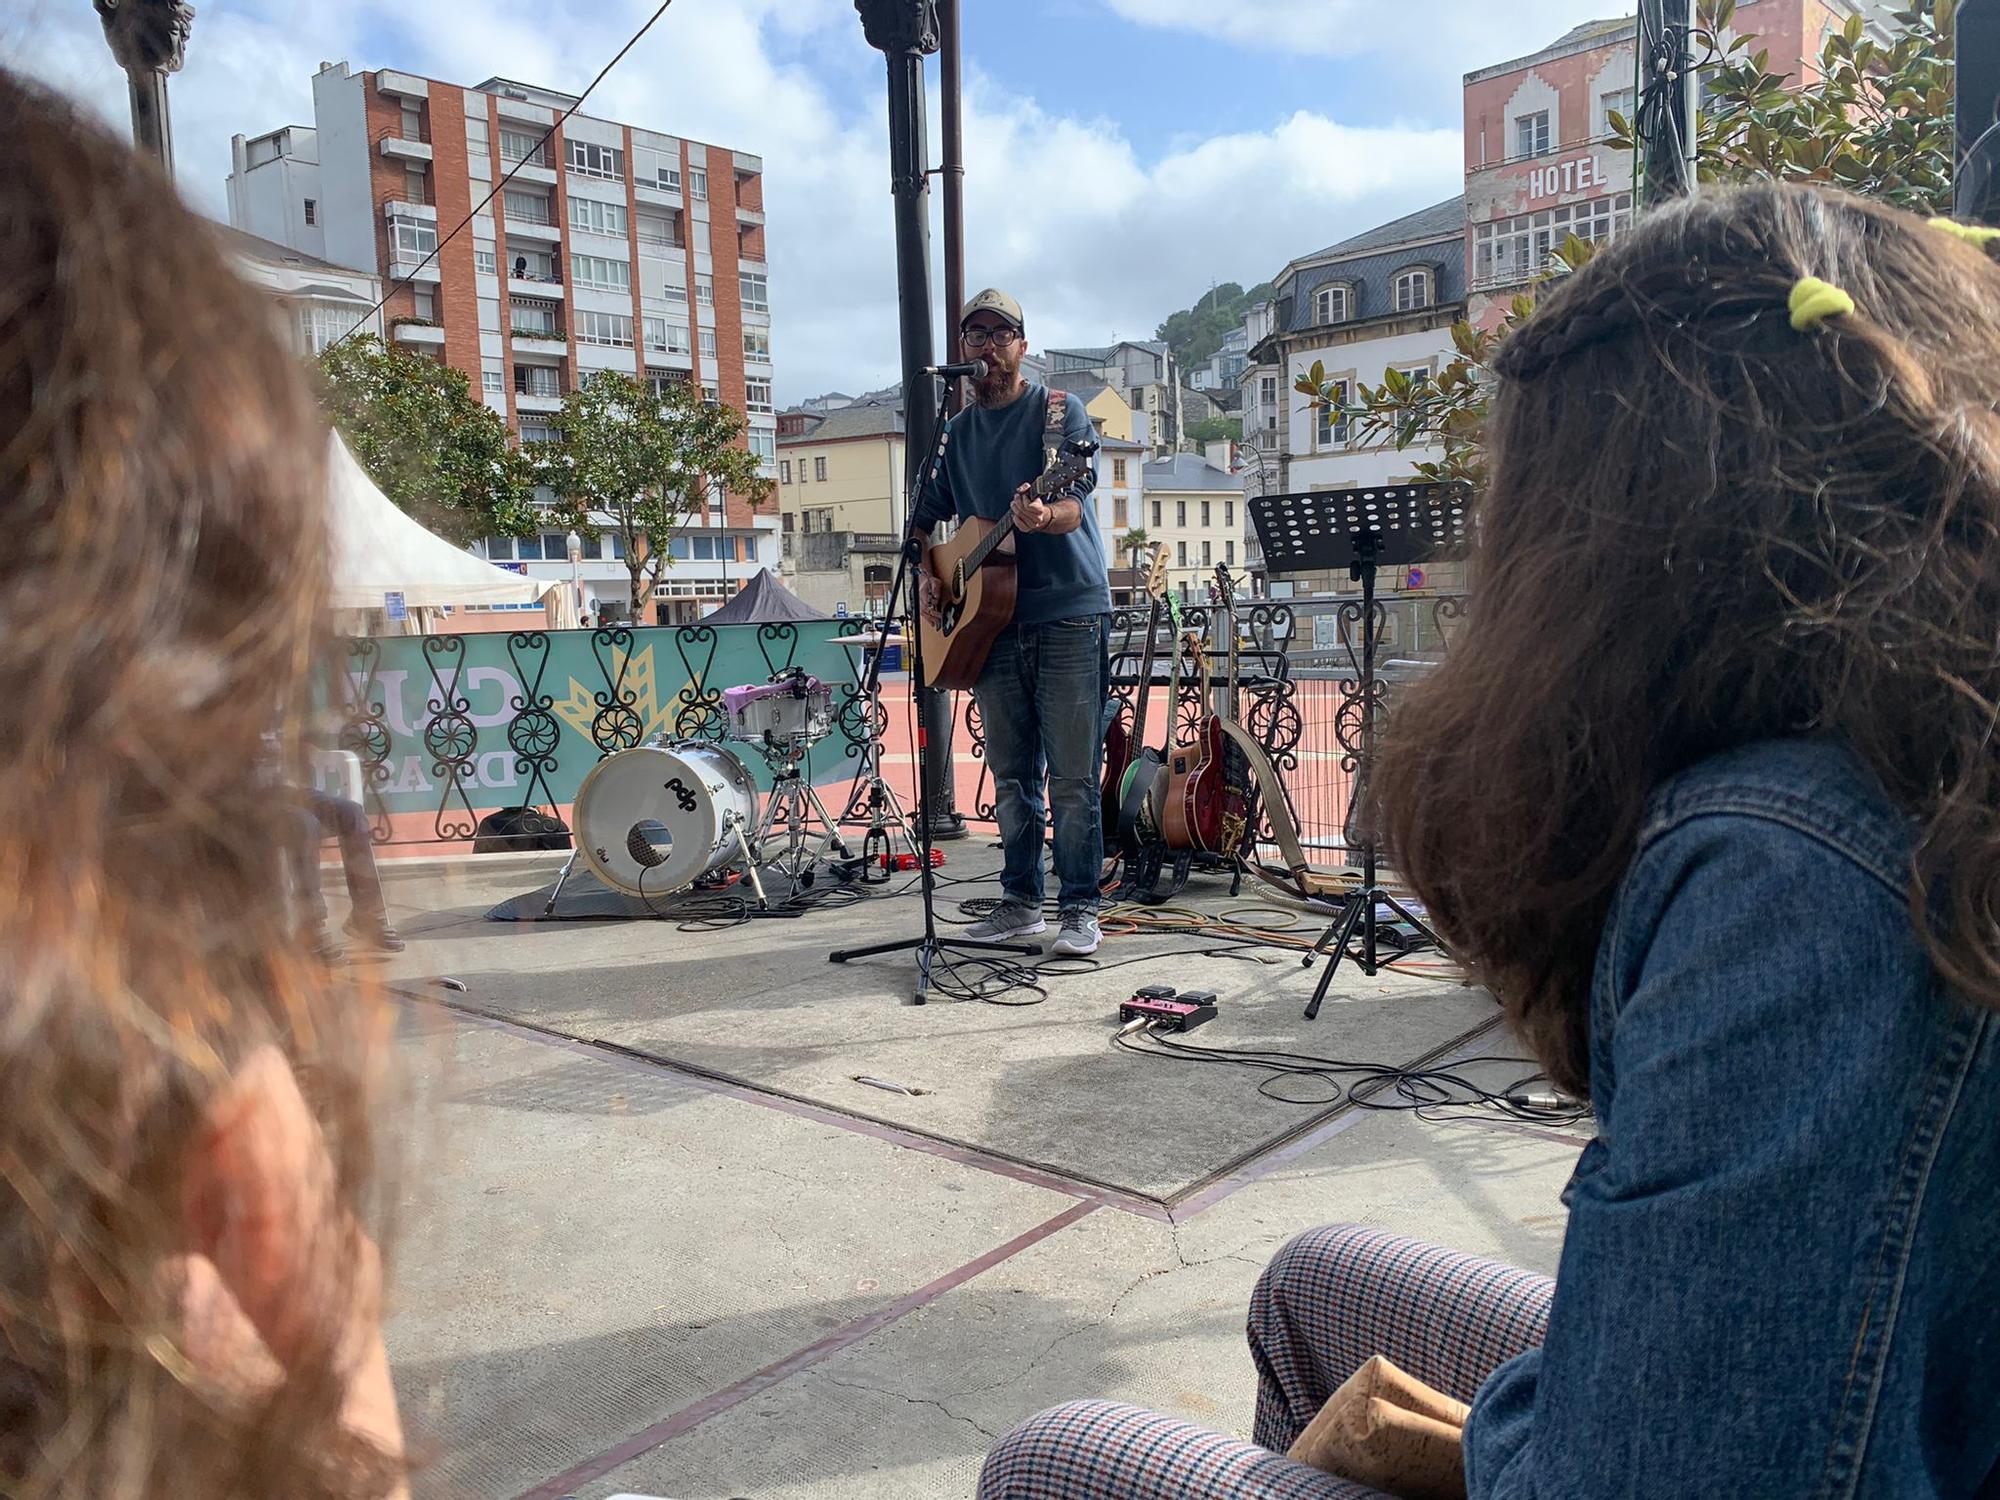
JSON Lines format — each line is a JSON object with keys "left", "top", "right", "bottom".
{"left": 724, "top": 675, "right": 833, "bottom": 745}
{"left": 573, "top": 740, "right": 760, "bottom": 897}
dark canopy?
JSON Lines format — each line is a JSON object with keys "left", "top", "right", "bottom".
{"left": 703, "top": 568, "right": 829, "bottom": 624}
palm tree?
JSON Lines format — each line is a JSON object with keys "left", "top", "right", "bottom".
{"left": 1119, "top": 527, "right": 1150, "bottom": 574}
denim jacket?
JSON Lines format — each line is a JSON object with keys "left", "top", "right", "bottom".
{"left": 1464, "top": 738, "right": 2000, "bottom": 1497}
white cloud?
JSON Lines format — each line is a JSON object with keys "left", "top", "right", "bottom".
{"left": 1101, "top": 0, "right": 1630, "bottom": 75}
{"left": 5, "top": 1, "right": 1463, "bottom": 403}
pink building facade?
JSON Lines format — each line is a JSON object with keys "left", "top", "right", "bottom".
{"left": 1461, "top": 3, "right": 1886, "bottom": 327}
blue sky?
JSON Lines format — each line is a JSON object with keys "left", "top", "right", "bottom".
{"left": 10, "top": 0, "right": 1622, "bottom": 399}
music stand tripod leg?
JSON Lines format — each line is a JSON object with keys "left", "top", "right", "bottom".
{"left": 1302, "top": 887, "right": 1368, "bottom": 1020}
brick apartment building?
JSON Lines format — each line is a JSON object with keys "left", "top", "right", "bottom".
{"left": 230, "top": 63, "right": 777, "bottom": 622}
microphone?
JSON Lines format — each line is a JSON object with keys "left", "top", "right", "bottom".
{"left": 924, "top": 358, "right": 989, "bottom": 380}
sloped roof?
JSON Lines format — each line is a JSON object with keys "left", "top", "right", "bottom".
{"left": 1302, "top": 195, "right": 1466, "bottom": 264}
{"left": 780, "top": 404, "right": 903, "bottom": 444}
{"left": 1143, "top": 453, "right": 1243, "bottom": 492}
{"left": 1549, "top": 16, "right": 1633, "bottom": 49}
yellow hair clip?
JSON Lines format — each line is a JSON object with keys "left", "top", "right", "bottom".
{"left": 1927, "top": 215, "right": 2000, "bottom": 249}
{"left": 1788, "top": 276, "right": 1854, "bottom": 332}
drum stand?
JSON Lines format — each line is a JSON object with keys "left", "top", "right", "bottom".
{"left": 750, "top": 736, "right": 851, "bottom": 894}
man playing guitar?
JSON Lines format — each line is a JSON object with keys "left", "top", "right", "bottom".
{"left": 910, "top": 288, "right": 1111, "bottom": 955}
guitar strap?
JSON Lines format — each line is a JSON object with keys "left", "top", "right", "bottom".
{"left": 1211, "top": 717, "right": 1319, "bottom": 902}
{"left": 1043, "top": 388, "right": 1069, "bottom": 461}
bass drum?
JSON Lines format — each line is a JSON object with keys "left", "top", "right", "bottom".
{"left": 573, "top": 741, "right": 760, "bottom": 898}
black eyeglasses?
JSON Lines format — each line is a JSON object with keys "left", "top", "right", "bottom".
{"left": 962, "top": 327, "right": 1021, "bottom": 349}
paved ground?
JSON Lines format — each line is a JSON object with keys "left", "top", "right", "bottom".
{"left": 355, "top": 847, "right": 1588, "bottom": 1500}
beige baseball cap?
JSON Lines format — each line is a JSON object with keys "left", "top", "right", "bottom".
{"left": 960, "top": 287, "right": 1024, "bottom": 331}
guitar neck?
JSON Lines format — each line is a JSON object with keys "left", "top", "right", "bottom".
{"left": 1129, "top": 598, "right": 1163, "bottom": 745}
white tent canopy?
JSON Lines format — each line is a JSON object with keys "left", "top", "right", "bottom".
{"left": 326, "top": 432, "right": 551, "bottom": 610}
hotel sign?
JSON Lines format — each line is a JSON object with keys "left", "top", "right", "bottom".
{"left": 1526, "top": 153, "right": 1611, "bottom": 202}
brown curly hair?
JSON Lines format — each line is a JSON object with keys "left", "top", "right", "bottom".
{"left": 0, "top": 74, "right": 400, "bottom": 1496}
{"left": 1378, "top": 182, "right": 2000, "bottom": 1095}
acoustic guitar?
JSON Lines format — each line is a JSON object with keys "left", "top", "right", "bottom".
{"left": 918, "top": 438, "right": 1100, "bottom": 690}
{"left": 1101, "top": 545, "right": 1171, "bottom": 840}
{"left": 1160, "top": 627, "right": 1227, "bottom": 852}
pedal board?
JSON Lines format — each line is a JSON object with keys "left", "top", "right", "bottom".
{"left": 1119, "top": 986, "right": 1218, "bottom": 1033}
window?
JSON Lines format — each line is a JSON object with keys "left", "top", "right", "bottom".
{"left": 1177, "top": 541, "right": 1188, "bottom": 567}
{"left": 511, "top": 298, "right": 559, "bottom": 336}
{"left": 1474, "top": 193, "right": 1632, "bottom": 286}
{"left": 503, "top": 188, "right": 553, "bottom": 226}
{"left": 744, "top": 330, "right": 772, "bottom": 361}
{"left": 405, "top": 166, "right": 428, "bottom": 204}
{"left": 474, "top": 248, "right": 497, "bottom": 275}
{"left": 1315, "top": 285, "right": 1350, "bottom": 325}
{"left": 1395, "top": 364, "right": 1432, "bottom": 390}
{"left": 781, "top": 460, "right": 792, "bottom": 484}
{"left": 498, "top": 127, "right": 544, "bottom": 165}
{"left": 1113, "top": 458, "right": 1126, "bottom": 484}
{"left": 1515, "top": 109, "right": 1551, "bottom": 159}
{"left": 663, "top": 282, "right": 689, "bottom": 306}
{"left": 1393, "top": 268, "right": 1432, "bottom": 311}
{"left": 654, "top": 163, "right": 682, "bottom": 193}
{"left": 1225, "top": 501, "right": 1234, "bottom": 527}
{"left": 695, "top": 274, "right": 714, "bottom": 305}
{"left": 607, "top": 532, "right": 627, "bottom": 559}
{"left": 482, "top": 369, "right": 503, "bottom": 394}
{"left": 569, "top": 197, "right": 627, "bottom": 236}
{"left": 815, "top": 456, "right": 827, "bottom": 482}
{"left": 1599, "top": 86, "right": 1635, "bottom": 135}
{"left": 387, "top": 213, "right": 437, "bottom": 258}
{"left": 1176, "top": 501, "right": 1187, "bottom": 527}
{"left": 1114, "top": 495, "right": 1127, "bottom": 526}
{"left": 297, "top": 303, "right": 352, "bottom": 356}
{"left": 303, "top": 197, "right": 316, "bottom": 225}
{"left": 1202, "top": 540, "right": 1212, "bottom": 566}
{"left": 515, "top": 366, "right": 561, "bottom": 398}
{"left": 646, "top": 367, "right": 692, "bottom": 399}
{"left": 749, "top": 429, "right": 776, "bottom": 463}
{"left": 515, "top": 534, "right": 543, "bottom": 561}
{"left": 576, "top": 310, "right": 635, "bottom": 347}
{"left": 1152, "top": 501, "right": 1162, "bottom": 527}
{"left": 1259, "top": 374, "right": 1278, "bottom": 413}
{"left": 1226, "top": 540, "right": 1235, "bottom": 565}
{"left": 797, "top": 458, "right": 808, "bottom": 485}
{"left": 413, "top": 287, "right": 436, "bottom": 321}
{"left": 698, "top": 328, "right": 718, "bottom": 358}
{"left": 519, "top": 422, "right": 555, "bottom": 445}
{"left": 745, "top": 378, "right": 773, "bottom": 413}
{"left": 571, "top": 254, "right": 631, "bottom": 292}
{"left": 400, "top": 103, "right": 423, "bottom": 142}
{"left": 483, "top": 537, "right": 515, "bottom": 561}
{"left": 1317, "top": 379, "right": 1350, "bottom": 448}
{"left": 567, "top": 139, "right": 625, "bottom": 181}
{"left": 741, "top": 272, "right": 769, "bottom": 312}
{"left": 644, "top": 320, "right": 690, "bottom": 354}
{"left": 1201, "top": 501, "right": 1212, "bottom": 527}
{"left": 688, "top": 167, "right": 708, "bottom": 199}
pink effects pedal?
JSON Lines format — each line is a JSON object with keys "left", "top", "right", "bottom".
{"left": 1119, "top": 988, "right": 1218, "bottom": 1033}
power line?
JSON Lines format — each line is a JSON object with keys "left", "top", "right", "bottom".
{"left": 336, "top": 0, "right": 678, "bottom": 347}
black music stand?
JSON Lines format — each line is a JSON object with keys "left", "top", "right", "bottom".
{"left": 1247, "top": 484, "right": 1467, "bottom": 1019}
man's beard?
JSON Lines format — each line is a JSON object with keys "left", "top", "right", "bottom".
{"left": 974, "top": 363, "right": 1016, "bottom": 407}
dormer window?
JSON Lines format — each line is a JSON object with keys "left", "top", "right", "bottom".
{"left": 1315, "top": 284, "right": 1351, "bottom": 325}
{"left": 1394, "top": 268, "right": 1433, "bottom": 312}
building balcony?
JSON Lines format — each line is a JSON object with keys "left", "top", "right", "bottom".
{"left": 391, "top": 319, "right": 446, "bottom": 347}
{"left": 494, "top": 93, "right": 554, "bottom": 127}
{"left": 637, "top": 235, "right": 685, "bottom": 257}
{"left": 388, "top": 255, "right": 442, "bottom": 285}
{"left": 635, "top": 181, "right": 685, "bottom": 210}
{"left": 380, "top": 135, "right": 433, "bottom": 165}
{"left": 504, "top": 216, "right": 562, "bottom": 244}
{"left": 508, "top": 273, "right": 565, "bottom": 300}
{"left": 735, "top": 204, "right": 767, "bottom": 226}
{"left": 510, "top": 329, "right": 566, "bottom": 355}
{"left": 503, "top": 158, "right": 558, "bottom": 187}
{"left": 375, "top": 69, "right": 429, "bottom": 100}
{"left": 514, "top": 390, "right": 565, "bottom": 414}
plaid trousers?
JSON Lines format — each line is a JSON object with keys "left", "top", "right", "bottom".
{"left": 976, "top": 1224, "right": 1555, "bottom": 1500}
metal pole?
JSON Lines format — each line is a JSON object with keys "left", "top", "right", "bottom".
{"left": 1638, "top": 0, "right": 1696, "bottom": 204}
{"left": 939, "top": 0, "right": 968, "bottom": 420}
{"left": 95, "top": 0, "right": 193, "bottom": 176}
{"left": 1958, "top": 0, "right": 2000, "bottom": 222}
{"left": 857, "top": 1, "right": 964, "bottom": 837}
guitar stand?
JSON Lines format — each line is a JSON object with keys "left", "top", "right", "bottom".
{"left": 828, "top": 380, "right": 1040, "bottom": 1003}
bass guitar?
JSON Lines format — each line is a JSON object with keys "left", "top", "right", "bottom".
{"left": 1101, "top": 544, "right": 1171, "bottom": 841}
{"left": 919, "top": 437, "right": 1100, "bottom": 690}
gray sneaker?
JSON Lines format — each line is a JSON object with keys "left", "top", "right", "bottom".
{"left": 966, "top": 901, "right": 1046, "bottom": 940}
{"left": 1053, "top": 909, "right": 1102, "bottom": 956}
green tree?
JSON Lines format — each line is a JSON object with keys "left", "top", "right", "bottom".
{"left": 537, "top": 371, "right": 775, "bottom": 617}
{"left": 1186, "top": 414, "right": 1243, "bottom": 445}
{"left": 1157, "top": 280, "right": 1276, "bottom": 374}
{"left": 1300, "top": 0, "right": 1955, "bottom": 489}
{"left": 1119, "top": 527, "right": 1151, "bottom": 573}
{"left": 316, "top": 334, "right": 538, "bottom": 545}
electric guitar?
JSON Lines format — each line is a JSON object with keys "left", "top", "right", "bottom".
{"left": 919, "top": 437, "right": 1100, "bottom": 690}
{"left": 1211, "top": 563, "right": 1257, "bottom": 858}
{"left": 1101, "top": 545, "right": 1171, "bottom": 841}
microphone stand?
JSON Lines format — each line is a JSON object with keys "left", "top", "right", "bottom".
{"left": 828, "top": 379, "right": 1041, "bottom": 1003}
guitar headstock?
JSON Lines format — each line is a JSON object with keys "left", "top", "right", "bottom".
{"left": 1032, "top": 438, "right": 1099, "bottom": 502}
{"left": 1213, "top": 562, "right": 1236, "bottom": 607}
{"left": 1144, "top": 543, "right": 1169, "bottom": 600}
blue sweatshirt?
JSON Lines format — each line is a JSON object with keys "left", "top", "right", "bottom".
{"left": 911, "top": 382, "right": 1111, "bottom": 627}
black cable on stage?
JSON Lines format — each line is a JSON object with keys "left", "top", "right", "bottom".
{"left": 335, "top": 0, "right": 679, "bottom": 345}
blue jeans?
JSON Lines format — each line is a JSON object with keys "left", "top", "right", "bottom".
{"left": 973, "top": 615, "right": 1109, "bottom": 913}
